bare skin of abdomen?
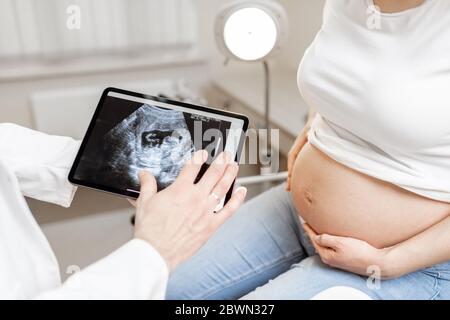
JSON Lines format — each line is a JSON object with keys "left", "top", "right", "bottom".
{"left": 290, "top": 143, "right": 450, "bottom": 249}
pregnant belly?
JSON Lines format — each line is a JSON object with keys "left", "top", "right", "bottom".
{"left": 291, "top": 143, "right": 450, "bottom": 248}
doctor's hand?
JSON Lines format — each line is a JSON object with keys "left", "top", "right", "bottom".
{"left": 134, "top": 150, "right": 247, "bottom": 272}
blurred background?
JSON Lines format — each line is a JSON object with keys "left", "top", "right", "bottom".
{"left": 0, "top": 0, "right": 324, "bottom": 279}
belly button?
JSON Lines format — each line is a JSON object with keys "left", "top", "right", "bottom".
{"left": 304, "top": 190, "right": 314, "bottom": 204}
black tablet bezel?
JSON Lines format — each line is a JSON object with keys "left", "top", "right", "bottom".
{"left": 68, "top": 87, "right": 249, "bottom": 203}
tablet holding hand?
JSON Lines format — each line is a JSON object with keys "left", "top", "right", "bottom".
{"left": 134, "top": 150, "right": 247, "bottom": 271}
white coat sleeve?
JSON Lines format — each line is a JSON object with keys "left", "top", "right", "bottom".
{"left": 0, "top": 123, "right": 169, "bottom": 299}
{"left": 0, "top": 123, "right": 80, "bottom": 207}
{"left": 36, "top": 239, "right": 169, "bottom": 300}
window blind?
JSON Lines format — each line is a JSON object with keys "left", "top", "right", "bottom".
{"left": 0, "top": 0, "right": 198, "bottom": 60}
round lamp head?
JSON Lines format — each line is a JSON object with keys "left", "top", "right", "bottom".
{"left": 215, "top": 0, "right": 288, "bottom": 62}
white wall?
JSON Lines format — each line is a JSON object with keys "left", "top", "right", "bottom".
{"left": 0, "top": 61, "right": 209, "bottom": 128}
{"left": 276, "top": 0, "right": 325, "bottom": 70}
{"left": 0, "top": 0, "right": 325, "bottom": 127}
{"left": 0, "top": 0, "right": 205, "bottom": 128}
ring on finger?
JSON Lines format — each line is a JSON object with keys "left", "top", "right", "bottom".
{"left": 210, "top": 192, "right": 221, "bottom": 204}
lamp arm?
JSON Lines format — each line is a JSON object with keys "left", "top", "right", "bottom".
{"left": 263, "top": 60, "right": 271, "bottom": 150}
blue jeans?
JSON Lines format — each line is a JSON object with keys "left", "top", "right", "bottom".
{"left": 166, "top": 184, "right": 450, "bottom": 300}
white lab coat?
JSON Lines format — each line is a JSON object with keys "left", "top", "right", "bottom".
{"left": 0, "top": 123, "right": 168, "bottom": 299}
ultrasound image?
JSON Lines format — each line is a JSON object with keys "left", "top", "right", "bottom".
{"left": 104, "top": 104, "right": 195, "bottom": 190}
{"left": 73, "top": 95, "right": 233, "bottom": 195}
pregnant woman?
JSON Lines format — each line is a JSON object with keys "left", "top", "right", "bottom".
{"left": 167, "top": 0, "right": 450, "bottom": 299}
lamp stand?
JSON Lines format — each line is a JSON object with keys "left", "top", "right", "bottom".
{"left": 263, "top": 60, "right": 271, "bottom": 145}
{"left": 260, "top": 60, "right": 272, "bottom": 176}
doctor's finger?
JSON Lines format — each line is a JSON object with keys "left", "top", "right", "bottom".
{"left": 176, "top": 150, "right": 208, "bottom": 184}
{"left": 209, "top": 187, "right": 247, "bottom": 229}
{"left": 205, "top": 163, "right": 239, "bottom": 213}
{"left": 198, "top": 152, "right": 231, "bottom": 193}
{"left": 137, "top": 171, "right": 158, "bottom": 203}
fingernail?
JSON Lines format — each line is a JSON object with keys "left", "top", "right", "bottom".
{"left": 201, "top": 150, "right": 208, "bottom": 162}
{"left": 236, "top": 186, "right": 247, "bottom": 198}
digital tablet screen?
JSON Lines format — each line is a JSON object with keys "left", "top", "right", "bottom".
{"left": 69, "top": 88, "right": 248, "bottom": 206}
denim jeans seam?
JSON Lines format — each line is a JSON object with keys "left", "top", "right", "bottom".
{"left": 429, "top": 273, "right": 442, "bottom": 300}
{"left": 195, "top": 250, "right": 305, "bottom": 300}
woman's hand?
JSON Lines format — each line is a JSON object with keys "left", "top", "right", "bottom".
{"left": 303, "top": 224, "right": 398, "bottom": 279}
{"left": 286, "top": 112, "right": 315, "bottom": 191}
{"left": 134, "top": 150, "right": 247, "bottom": 272}
{"left": 286, "top": 127, "right": 308, "bottom": 191}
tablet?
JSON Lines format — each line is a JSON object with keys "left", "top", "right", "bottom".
{"left": 69, "top": 87, "right": 248, "bottom": 208}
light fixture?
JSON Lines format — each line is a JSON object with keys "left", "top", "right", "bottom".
{"left": 215, "top": 0, "right": 288, "bottom": 174}
{"left": 215, "top": 0, "right": 288, "bottom": 62}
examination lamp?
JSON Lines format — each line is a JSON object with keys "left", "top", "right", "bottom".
{"left": 215, "top": 0, "right": 288, "bottom": 62}
{"left": 215, "top": 0, "right": 288, "bottom": 172}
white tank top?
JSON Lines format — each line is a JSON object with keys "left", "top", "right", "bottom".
{"left": 298, "top": 0, "right": 450, "bottom": 202}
